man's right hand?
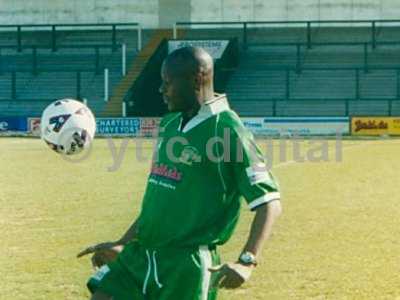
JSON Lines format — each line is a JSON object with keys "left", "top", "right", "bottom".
{"left": 77, "top": 242, "right": 124, "bottom": 269}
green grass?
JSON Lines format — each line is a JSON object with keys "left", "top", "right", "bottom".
{"left": 1, "top": 137, "right": 400, "bottom": 300}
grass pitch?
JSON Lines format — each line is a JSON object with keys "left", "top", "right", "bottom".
{"left": 1, "top": 137, "right": 400, "bottom": 300}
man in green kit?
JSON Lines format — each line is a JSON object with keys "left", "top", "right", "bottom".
{"left": 78, "top": 46, "right": 282, "bottom": 300}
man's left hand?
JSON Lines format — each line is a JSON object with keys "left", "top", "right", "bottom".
{"left": 209, "top": 263, "right": 254, "bottom": 289}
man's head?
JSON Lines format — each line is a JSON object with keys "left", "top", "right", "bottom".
{"left": 159, "top": 47, "right": 214, "bottom": 113}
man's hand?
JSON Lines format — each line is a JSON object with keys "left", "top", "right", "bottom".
{"left": 209, "top": 263, "right": 254, "bottom": 289}
{"left": 77, "top": 242, "right": 123, "bottom": 269}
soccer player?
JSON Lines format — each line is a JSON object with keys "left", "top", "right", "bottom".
{"left": 78, "top": 46, "right": 282, "bottom": 300}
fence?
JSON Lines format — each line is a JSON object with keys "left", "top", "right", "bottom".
{"left": 0, "top": 69, "right": 112, "bottom": 103}
{"left": 0, "top": 43, "right": 128, "bottom": 75}
{"left": 174, "top": 20, "right": 400, "bottom": 49}
{"left": 0, "top": 23, "right": 142, "bottom": 52}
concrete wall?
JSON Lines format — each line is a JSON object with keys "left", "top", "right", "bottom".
{"left": 159, "top": 0, "right": 191, "bottom": 28}
{"left": 190, "top": 0, "right": 400, "bottom": 22}
{"left": 1, "top": 0, "right": 400, "bottom": 28}
{"left": 0, "top": 0, "right": 159, "bottom": 27}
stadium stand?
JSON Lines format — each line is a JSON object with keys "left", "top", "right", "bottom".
{"left": 0, "top": 24, "right": 144, "bottom": 117}
{"left": 1, "top": 21, "right": 399, "bottom": 118}
{"left": 178, "top": 22, "right": 400, "bottom": 116}
{"left": 227, "top": 44, "right": 400, "bottom": 116}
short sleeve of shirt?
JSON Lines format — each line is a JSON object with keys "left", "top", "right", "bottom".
{"left": 229, "top": 123, "right": 280, "bottom": 211}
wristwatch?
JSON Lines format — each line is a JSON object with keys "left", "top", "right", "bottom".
{"left": 239, "top": 251, "right": 257, "bottom": 266}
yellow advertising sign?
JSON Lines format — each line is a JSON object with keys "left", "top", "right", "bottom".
{"left": 352, "top": 117, "right": 400, "bottom": 136}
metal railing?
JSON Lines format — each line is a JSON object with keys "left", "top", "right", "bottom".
{"left": 237, "top": 98, "right": 400, "bottom": 117}
{"left": 173, "top": 21, "right": 400, "bottom": 116}
{"left": 0, "top": 43, "right": 128, "bottom": 75}
{"left": 0, "top": 69, "right": 111, "bottom": 103}
{"left": 263, "top": 99, "right": 400, "bottom": 117}
{"left": 233, "top": 66, "right": 400, "bottom": 116}
{"left": 174, "top": 19, "right": 400, "bottom": 49}
{"left": 0, "top": 23, "right": 142, "bottom": 52}
{"left": 245, "top": 41, "right": 400, "bottom": 72}
{"left": 1, "top": 67, "right": 398, "bottom": 116}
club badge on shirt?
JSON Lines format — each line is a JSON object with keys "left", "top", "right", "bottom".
{"left": 246, "top": 163, "right": 270, "bottom": 185}
{"left": 179, "top": 146, "right": 201, "bottom": 166}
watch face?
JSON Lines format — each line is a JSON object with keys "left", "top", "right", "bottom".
{"left": 240, "top": 252, "right": 255, "bottom": 264}
{"left": 241, "top": 254, "right": 251, "bottom": 263}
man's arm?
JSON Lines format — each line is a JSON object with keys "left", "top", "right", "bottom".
{"left": 115, "top": 219, "right": 139, "bottom": 245}
{"left": 209, "top": 200, "right": 282, "bottom": 289}
{"left": 242, "top": 200, "right": 282, "bottom": 258}
{"left": 77, "top": 218, "right": 139, "bottom": 259}
{"left": 210, "top": 121, "right": 282, "bottom": 289}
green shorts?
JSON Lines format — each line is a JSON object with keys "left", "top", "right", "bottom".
{"left": 87, "top": 241, "right": 220, "bottom": 300}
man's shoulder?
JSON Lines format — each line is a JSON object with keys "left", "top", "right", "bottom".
{"left": 218, "top": 109, "right": 248, "bottom": 135}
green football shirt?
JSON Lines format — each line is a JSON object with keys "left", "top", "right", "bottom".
{"left": 135, "top": 94, "right": 280, "bottom": 249}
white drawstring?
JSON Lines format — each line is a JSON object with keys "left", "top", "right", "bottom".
{"left": 152, "top": 251, "right": 163, "bottom": 288}
{"left": 142, "top": 250, "right": 152, "bottom": 295}
{"left": 142, "top": 249, "right": 163, "bottom": 295}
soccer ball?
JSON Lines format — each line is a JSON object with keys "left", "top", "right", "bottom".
{"left": 41, "top": 99, "right": 96, "bottom": 155}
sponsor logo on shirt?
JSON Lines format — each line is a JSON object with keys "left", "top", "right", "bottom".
{"left": 148, "top": 178, "right": 177, "bottom": 190}
{"left": 246, "top": 163, "right": 270, "bottom": 185}
{"left": 179, "top": 146, "right": 201, "bottom": 166}
{"left": 150, "top": 163, "right": 182, "bottom": 182}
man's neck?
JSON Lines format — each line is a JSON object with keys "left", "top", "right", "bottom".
{"left": 180, "top": 92, "right": 216, "bottom": 129}
{"left": 201, "top": 90, "right": 216, "bottom": 105}
{"left": 181, "top": 105, "right": 200, "bottom": 130}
